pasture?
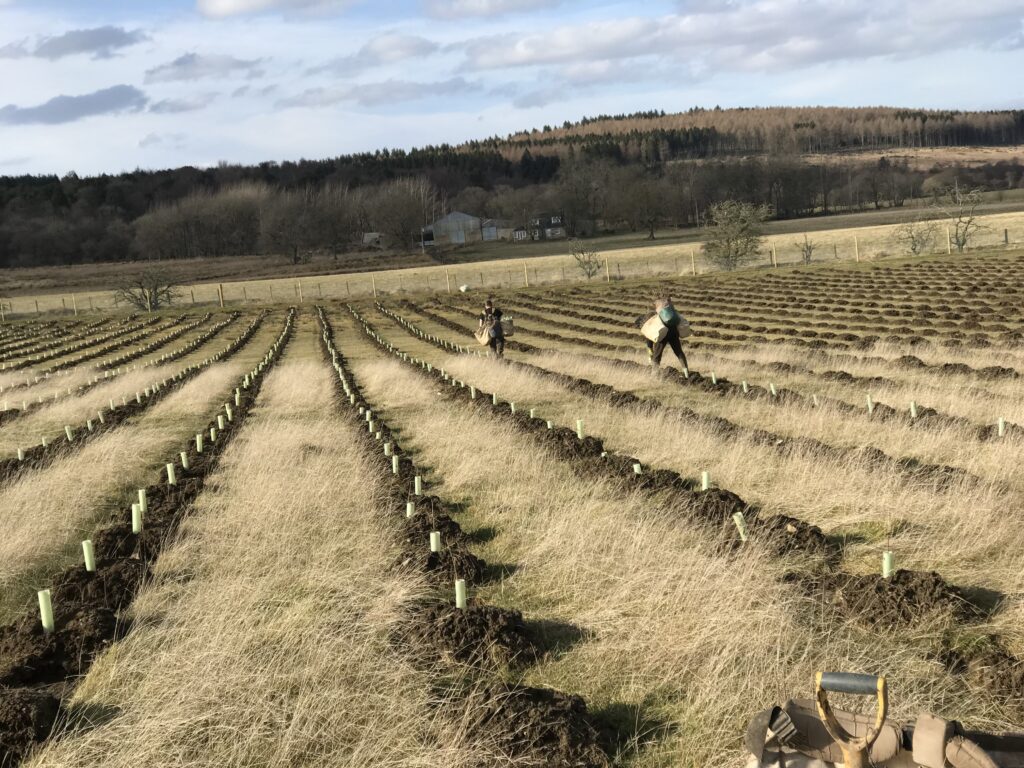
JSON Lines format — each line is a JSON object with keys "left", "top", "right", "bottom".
{"left": 0, "top": 247, "right": 1022, "bottom": 767}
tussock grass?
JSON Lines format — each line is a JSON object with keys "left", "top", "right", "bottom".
{"left": 30, "top": 353, "right": 494, "bottom": 768}
{"left": 0, "top": 362, "right": 252, "bottom": 622}
{"left": 349, "top": 352, "right": 1013, "bottom": 767}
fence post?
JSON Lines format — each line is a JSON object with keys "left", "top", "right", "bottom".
{"left": 1005, "top": 228, "right": 1010, "bottom": 245}
{"left": 604, "top": 258, "right": 610, "bottom": 282}
{"left": 446, "top": 269, "right": 452, "bottom": 294}
{"left": 690, "top": 248, "right": 696, "bottom": 276}
{"left": 524, "top": 265, "right": 529, "bottom": 288}
{"left": 371, "top": 275, "right": 377, "bottom": 298}
{"left": 771, "top": 242, "right": 778, "bottom": 268}
{"left": 218, "top": 284, "right": 225, "bottom": 308}
{"left": 854, "top": 236, "right": 860, "bottom": 263}
{"left": 946, "top": 227, "right": 952, "bottom": 254}
{"left": 72, "top": 295, "right": 78, "bottom": 316}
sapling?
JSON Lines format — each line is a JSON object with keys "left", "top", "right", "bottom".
{"left": 742, "top": 381, "right": 749, "bottom": 393}
{"left": 769, "top": 383, "right": 777, "bottom": 397}
{"left": 38, "top": 589, "right": 54, "bottom": 634}
{"left": 455, "top": 579, "right": 467, "bottom": 609}
{"left": 529, "top": 408, "right": 536, "bottom": 419}
{"left": 392, "top": 455, "right": 400, "bottom": 474}
{"left": 82, "top": 540, "right": 96, "bottom": 572}
{"left": 866, "top": 394, "right": 874, "bottom": 414}
{"left": 633, "top": 463, "right": 643, "bottom": 474}
{"left": 406, "top": 501, "right": 415, "bottom": 518}
{"left": 812, "top": 394, "right": 819, "bottom": 408}
{"left": 65, "top": 425, "right": 74, "bottom": 442}
{"left": 492, "top": 393, "right": 499, "bottom": 406}
{"left": 910, "top": 401, "right": 918, "bottom": 419}
{"left": 86, "top": 420, "right": 93, "bottom": 432}
{"left": 429, "top": 531, "right": 441, "bottom": 552}
{"left": 384, "top": 442, "right": 393, "bottom": 457}
{"left": 166, "top": 463, "right": 177, "bottom": 485}
{"left": 138, "top": 488, "right": 148, "bottom": 514}
{"left": 711, "top": 372, "right": 717, "bottom": 385}
{"left": 576, "top": 419, "right": 584, "bottom": 439}
{"left": 17, "top": 448, "right": 24, "bottom": 461}
{"left": 547, "top": 420, "right": 554, "bottom": 429}
{"left": 196, "top": 433, "right": 204, "bottom": 453}
{"left": 701, "top": 471, "right": 711, "bottom": 491}
{"left": 132, "top": 503, "right": 143, "bottom": 533}
{"left": 998, "top": 417, "right": 1006, "bottom": 438}
{"left": 180, "top": 451, "right": 190, "bottom": 470}
{"left": 217, "top": 415, "right": 226, "bottom": 430}
{"left": 414, "top": 475, "right": 423, "bottom": 495}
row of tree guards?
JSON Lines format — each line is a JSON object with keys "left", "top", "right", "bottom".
{"left": 381, "top": 300, "right": 1007, "bottom": 584}
{"left": 32, "top": 319, "right": 288, "bottom": 633}
{"left": 1, "top": 225, "right": 1018, "bottom": 320}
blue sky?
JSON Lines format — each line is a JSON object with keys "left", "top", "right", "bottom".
{"left": 0, "top": 0, "right": 1022, "bottom": 176}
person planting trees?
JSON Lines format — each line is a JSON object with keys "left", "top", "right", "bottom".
{"left": 478, "top": 297, "right": 505, "bottom": 359}
{"left": 635, "top": 296, "right": 690, "bottom": 370}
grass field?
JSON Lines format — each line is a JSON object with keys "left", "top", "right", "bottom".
{"left": 0, "top": 247, "right": 1022, "bottom": 766}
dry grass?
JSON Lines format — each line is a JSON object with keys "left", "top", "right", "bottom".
{"left": 347, "top": 347, "right": 1013, "bottom": 768}
{"left": 29, "top": 350, "right": 490, "bottom": 768}
{"left": 0, "top": 361, "right": 255, "bottom": 622}
{"left": 434, "top": 351, "right": 1024, "bottom": 600}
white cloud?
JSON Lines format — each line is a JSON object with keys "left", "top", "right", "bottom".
{"left": 424, "top": 0, "right": 561, "bottom": 19}
{"left": 145, "top": 53, "right": 265, "bottom": 83}
{"left": 459, "top": 1, "right": 1024, "bottom": 73}
{"left": 196, "top": 0, "right": 356, "bottom": 17}
{"left": 149, "top": 93, "right": 219, "bottom": 113}
{"left": 279, "top": 77, "right": 474, "bottom": 108}
{"left": 309, "top": 33, "right": 438, "bottom": 75}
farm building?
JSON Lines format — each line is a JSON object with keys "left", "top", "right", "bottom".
{"left": 421, "top": 211, "right": 482, "bottom": 246}
{"left": 482, "top": 218, "right": 514, "bottom": 242}
{"left": 529, "top": 213, "right": 567, "bottom": 241}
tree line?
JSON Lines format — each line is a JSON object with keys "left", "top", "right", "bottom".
{"left": 2, "top": 106, "right": 1024, "bottom": 268}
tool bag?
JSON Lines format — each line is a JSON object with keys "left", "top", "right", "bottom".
{"left": 501, "top": 318, "right": 515, "bottom": 337}
{"left": 474, "top": 328, "right": 490, "bottom": 346}
{"left": 746, "top": 700, "right": 1023, "bottom": 768}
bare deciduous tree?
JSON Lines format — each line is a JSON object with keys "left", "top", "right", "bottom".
{"left": 891, "top": 217, "right": 939, "bottom": 256}
{"left": 936, "top": 181, "right": 985, "bottom": 252}
{"left": 571, "top": 239, "right": 601, "bottom": 280}
{"left": 797, "top": 233, "right": 816, "bottom": 264}
{"left": 701, "top": 201, "right": 771, "bottom": 271}
{"left": 114, "top": 269, "right": 180, "bottom": 311}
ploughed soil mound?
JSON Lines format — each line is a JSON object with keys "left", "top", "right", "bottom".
{"left": 0, "top": 607, "right": 122, "bottom": 687}
{"left": 398, "top": 601, "right": 537, "bottom": 669}
{"left": 790, "top": 569, "right": 978, "bottom": 628}
{"left": 401, "top": 508, "right": 468, "bottom": 548}
{"left": 463, "top": 683, "right": 610, "bottom": 768}
{"left": 399, "top": 545, "right": 487, "bottom": 586}
{"left": 0, "top": 689, "right": 61, "bottom": 766}
{"left": 753, "top": 515, "right": 834, "bottom": 560}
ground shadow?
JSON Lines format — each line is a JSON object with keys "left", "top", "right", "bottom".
{"left": 525, "top": 617, "right": 592, "bottom": 660}
{"left": 483, "top": 561, "right": 519, "bottom": 582}
{"left": 466, "top": 525, "right": 498, "bottom": 544}
{"left": 589, "top": 700, "right": 678, "bottom": 763}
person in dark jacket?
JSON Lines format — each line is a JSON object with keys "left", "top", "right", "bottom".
{"left": 479, "top": 298, "right": 505, "bottom": 359}
{"left": 635, "top": 296, "right": 688, "bottom": 370}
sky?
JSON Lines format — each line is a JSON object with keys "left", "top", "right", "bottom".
{"left": 0, "top": 0, "right": 1022, "bottom": 176}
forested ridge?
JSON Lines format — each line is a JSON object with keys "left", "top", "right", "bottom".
{"left": 2, "top": 106, "right": 1023, "bottom": 269}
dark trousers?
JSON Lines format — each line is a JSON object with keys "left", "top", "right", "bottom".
{"left": 647, "top": 328, "right": 687, "bottom": 368}
{"left": 488, "top": 336, "right": 505, "bottom": 358}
